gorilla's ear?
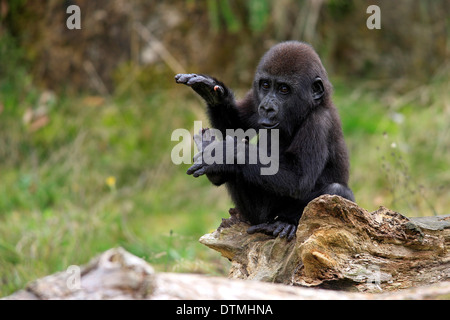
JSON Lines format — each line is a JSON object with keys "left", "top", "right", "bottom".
{"left": 312, "top": 77, "right": 325, "bottom": 100}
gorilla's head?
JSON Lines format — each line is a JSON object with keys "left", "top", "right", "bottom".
{"left": 253, "top": 41, "right": 332, "bottom": 136}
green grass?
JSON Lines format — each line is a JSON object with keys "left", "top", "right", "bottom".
{"left": 0, "top": 69, "right": 449, "bottom": 297}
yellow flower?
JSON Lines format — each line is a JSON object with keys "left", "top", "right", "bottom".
{"left": 105, "top": 176, "right": 116, "bottom": 189}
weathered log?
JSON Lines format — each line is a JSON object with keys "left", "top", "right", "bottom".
{"left": 200, "top": 195, "right": 450, "bottom": 292}
{"left": 4, "top": 247, "right": 450, "bottom": 300}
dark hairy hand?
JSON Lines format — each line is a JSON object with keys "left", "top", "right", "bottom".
{"left": 187, "top": 128, "right": 217, "bottom": 177}
{"left": 187, "top": 134, "right": 236, "bottom": 178}
{"left": 175, "top": 74, "right": 225, "bottom": 105}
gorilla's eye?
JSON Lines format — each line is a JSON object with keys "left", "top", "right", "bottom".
{"left": 260, "top": 81, "right": 270, "bottom": 91}
{"left": 278, "top": 84, "right": 290, "bottom": 95}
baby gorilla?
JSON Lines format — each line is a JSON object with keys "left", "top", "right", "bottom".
{"left": 175, "top": 41, "right": 354, "bottom": 241}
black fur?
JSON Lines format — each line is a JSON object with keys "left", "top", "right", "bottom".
{"left": 175, "top": 41, "right": 354, "bottom": 241}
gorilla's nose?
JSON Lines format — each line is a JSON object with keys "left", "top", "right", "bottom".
{"left": 259, "top": 104, "right": 277, "bottom": 118}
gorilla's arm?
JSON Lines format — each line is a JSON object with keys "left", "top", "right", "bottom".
{"left": 176, "top": 73, "right": 258, "bottom": 186}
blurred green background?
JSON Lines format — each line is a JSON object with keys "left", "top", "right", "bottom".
{"left": 0, "top": 0, "right": 448, "bottom": 296}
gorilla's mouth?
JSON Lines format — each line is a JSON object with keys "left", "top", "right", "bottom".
{"left": 260, "top": 122, "right": 280, "bottom": 129}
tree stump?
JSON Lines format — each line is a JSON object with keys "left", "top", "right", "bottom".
{"left": 199, "top": 195, "right": 450, "bottom": 292}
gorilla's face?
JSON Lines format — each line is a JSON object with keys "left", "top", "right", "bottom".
{"left": 255, "top": 74, "right": 291, "bottom": 129}
{"left": 254, "top": 71, "right": 325, "bottom": 137}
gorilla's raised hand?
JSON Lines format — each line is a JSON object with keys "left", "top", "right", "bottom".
{"left": 175, "top": 74, "right": 225, "bottom": 105}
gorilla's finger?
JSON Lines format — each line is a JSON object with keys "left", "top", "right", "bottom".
{"left": 287, "top": 227, "right": 297, "bottom": 241}
{"left": 175, "top": 73, "right": 196, "bottom": 84}
{"left": 192, "top": 167, "right": 207, "bottom": 177}
{"left": 278, "top": 225, "right": 292, "bottom": 238}
{"left": 273, "top": 223, "right": 285, "bottom": 237}
{"left": 247, "top": 223, "right": 269, "bottom": 234}
{"left": 192, "top": 151, "right": 203, "bottom": 163}
{"left": 187, "top": 75, "right": 215, "bottom": 87}
{"left": 186, "top": 163, "right": 204, "bottom": 175}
